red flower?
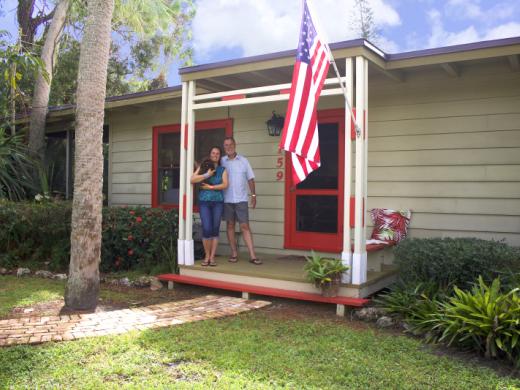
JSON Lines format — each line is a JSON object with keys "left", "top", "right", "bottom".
{"left": 127, "top": 235, "right": 134, "bottom": 241}
{"left": 136, "top": 216, "right": 143, "bottom": 223}
{"left": 129, "top": 210, "right": 135, "bottom": 215}
{"left": 127, "top": 249, "right": 134, "bottom": 256}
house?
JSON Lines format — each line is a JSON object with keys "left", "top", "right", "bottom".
{"left": 43, "top": 36, "right": 520, "bottom": 302}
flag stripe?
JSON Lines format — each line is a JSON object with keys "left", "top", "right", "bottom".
{"left": 279, "top": 0, "right": 330, "bottom": 185}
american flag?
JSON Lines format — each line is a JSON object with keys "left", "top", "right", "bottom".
{"left": 279, "top": 0, "right": 330, "bottom": 184}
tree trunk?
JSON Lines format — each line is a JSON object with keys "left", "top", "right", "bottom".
{"left": 64, "top": 0, "right": 114, "bottom": 311}
{"left": 28, "top": 0, "right": 69, "bottom": 161}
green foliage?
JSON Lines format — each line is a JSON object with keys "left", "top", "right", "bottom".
{"left": 0, "top": 30, "right": 48, "bottom": 126}
{"left": 422, "top": 277, "right": 520, "bottom": 366}
{"left": 394, "top": 237, "right": 520, "bottom": 290}
{"left": 0, "top": 201, "right": 178, "bottom": 273}
{"left": 0, "top": 200, "right": 72, "bottom": 270}
{"left": 101, "top": 206, "right": 178, "bottom": 273}
{"left": 374, "top": 282, "right": 444, "bottom": 331}
{"left": 0, "top": 128, "right": 37, "bottom": 200}
{"left": 48, "top": 0, "right": 196, "bottom": 106}
{"left": 377, "top": 277, "right": 520, "bottom": 367}
{"left": 303, "top": 250, "right": 349, "bottom": 286}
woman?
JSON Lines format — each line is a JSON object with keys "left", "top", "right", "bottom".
{"left": 191, "top": 146, "right": 228, "bottom": 266}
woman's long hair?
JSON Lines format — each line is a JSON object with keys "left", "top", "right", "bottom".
{"left": 207, "top": 146, "right": 223, "bottom": 166}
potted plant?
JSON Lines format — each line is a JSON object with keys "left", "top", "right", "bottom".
{"left": 304, "top": 251, "right": 349, "bottom": 297}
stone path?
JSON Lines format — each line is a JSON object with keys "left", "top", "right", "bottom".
{"left": 0, "top": 295, "right": 270, "bottom": 347}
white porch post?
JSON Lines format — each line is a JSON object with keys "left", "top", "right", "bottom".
{"left": 177, "top": 81, "right": 188, "bottom": 265}
{"left": 363, "top": 56, "right": 369, "bottom": 254}
{"left": 352, "top": 56, "right": 368, "bottom": 285}
{"left": 184, "top": 80, "right": 196, "bottom": 266}
{"left": 341, "top": 57, "right": 354, "bottom": 284}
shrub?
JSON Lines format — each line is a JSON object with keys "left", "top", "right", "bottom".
{"left": 0, "top": 201, "right": 178, "bottom": 273}
{"left": 374, "top": 282, "right": 444, "bottom": 332}
{"left": 101, "top": 206, "right": 178, "bottom": 273}
{"left": 0, "top": 200, "right": 71, "bottom": 270}
{"left": 377, "top": 277, "right": 520, "bottom": 367}
{"left": 423, "top": 277, "right": 520, "bottom": 367}
{"left": 394, "top": 238, "right": 520, "bottom": 290}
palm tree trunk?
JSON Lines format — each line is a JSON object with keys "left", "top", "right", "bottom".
{"left": 28, "top": 0, "right": 69, "bottom": 161}
{"left": 64, "top": 0, "right": 114, "bottom": 310}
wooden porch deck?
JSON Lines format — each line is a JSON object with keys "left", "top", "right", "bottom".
{"left": 176, "top": 252, "right": 399, "bottom": 299}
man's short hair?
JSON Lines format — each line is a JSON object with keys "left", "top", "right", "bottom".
{"left": 223, "top": 136, "right": 236, "bottom": 145}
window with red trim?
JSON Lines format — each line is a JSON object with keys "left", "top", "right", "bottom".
{"left": 152, "top": 119, "right": 233, "bottom": 208}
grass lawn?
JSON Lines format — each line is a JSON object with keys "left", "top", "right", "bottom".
{"left": 0, "top": 275, "right": 151, "bottom": 317}
{"left": 1, "top": 276, "right": 519, "bottom": 389}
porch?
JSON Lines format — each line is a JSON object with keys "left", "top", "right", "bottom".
{"left": 165, "top": 250, "right": 398, "bottom": 300}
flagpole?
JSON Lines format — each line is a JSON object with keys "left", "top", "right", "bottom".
{"left": 306, "top": 0, "right": 361, "bottom": 138}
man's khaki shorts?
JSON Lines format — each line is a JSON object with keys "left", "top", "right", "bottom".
{"left": 223, "top": 202, "right": 249, "bottom": 224}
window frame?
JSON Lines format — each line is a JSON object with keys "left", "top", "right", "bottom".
{"left": 151, "top": 118, "right": 233, "bottom": 209}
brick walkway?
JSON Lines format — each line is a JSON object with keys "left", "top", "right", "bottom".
{"left": 0, "top": 295, "right": 270, "bottom": 347}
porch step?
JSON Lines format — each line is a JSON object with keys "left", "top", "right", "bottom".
{"left": 157, "top": 274, "right": 370, "bottom": 307}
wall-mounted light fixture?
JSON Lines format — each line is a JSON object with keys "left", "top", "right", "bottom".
{"left": 266, "top": 111, "right": 284, "bottom": 136}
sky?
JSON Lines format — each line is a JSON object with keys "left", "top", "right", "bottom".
{"left": 1, "top": 0, "right": 520, "bottom": 86}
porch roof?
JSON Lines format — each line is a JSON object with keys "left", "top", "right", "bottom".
{"left": 179, "top": 36, "right": 520, "bottom": 91}
{"left": 37, "top": 35, "right": 520, "bottom": 122}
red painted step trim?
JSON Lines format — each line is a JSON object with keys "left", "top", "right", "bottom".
{"left": 156, "top": 274, "right": 370, "bottom": 307}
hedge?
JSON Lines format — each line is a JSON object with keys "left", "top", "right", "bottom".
{"left": 0, "top": 200, "right": 178, "bottom": 274}
{"left": 393, "top": 237, "right": 520, "bottom": 290}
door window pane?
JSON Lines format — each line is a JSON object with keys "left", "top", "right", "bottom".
{"left": 296, "top": 123, "right": 338, "bottom": 190}
{"left": 158, "top": 132, "right": 181, "bottom": 204}
{"left": 296, "top": 195, "right": 338, "bottom": 233}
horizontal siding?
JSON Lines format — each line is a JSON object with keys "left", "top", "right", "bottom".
{"left": 108, "top": 60, "right": 520, "bottom": 248}
{"left": 369, "top": 129, "right": 520, "bottom": 151}
{"left": 366, "top": 61, "right": 520, "bottom": 247}
{"left": 370, "top": 113, "right": 520, "bottom": 136}
{"left": 367, "top": 165, "right": 520, "bottom": 182}
{"left": 108, "top": 103, "right": 226, "bottom": 206}
{"left": 368, "top": 148, "right": 520, "bottom": 166}
{"left": 368, "top": 197, "right": 520, "bottom": 216}
{"left": 368, "top": 182, "right": 520, "bottom": 198}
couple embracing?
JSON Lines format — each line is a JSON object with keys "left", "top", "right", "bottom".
{"left": 191, "top": 137, "right": 261, "bottom": 267}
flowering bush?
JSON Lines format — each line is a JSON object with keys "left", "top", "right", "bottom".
{"left": 0, "top": 200, "right": 178, "bottom": 274}
{"left": 101, "top": 206, "right": 178, "bottom": 273}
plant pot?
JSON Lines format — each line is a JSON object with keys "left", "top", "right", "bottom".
{"left": 320, "top": 275, "right": 341, "bottom": 297}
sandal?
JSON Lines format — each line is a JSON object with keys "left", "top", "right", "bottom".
{"left": 249, "top": 258, "right": 262, "bottom": 265}
{"left": 201, "top": 260, "right": 210, "bottom": 266}
{"left": 228, "top": 255, "right": 238, "bottom": 263}
{"left": 209, "top": 260, "right": 217, "bottom": 267}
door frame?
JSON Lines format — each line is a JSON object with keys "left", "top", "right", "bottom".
{"left": 283, "top": 109, "right": 345, "bottom": 253}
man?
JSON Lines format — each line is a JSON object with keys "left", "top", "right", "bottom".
{"left": 221, "top": 136, "right": 261, "bottom": 265}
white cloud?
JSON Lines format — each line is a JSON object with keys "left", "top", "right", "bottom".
{"left": 445, "top": 0, "right": 516, "bottom": 23}
{"left": 192, "top": 0, "right": 401, "bottom": 60}
{"left": 427, "top": 8, "right": 479, "bottom": 47}
{"left": 425, "top": 7, "right": 520, "bottom": 49}
{"left": 483, "top": 22, "right": 520, "bottom": 40}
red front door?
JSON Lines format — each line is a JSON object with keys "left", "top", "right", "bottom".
{"left": 284, "top": 110, "right": 345, "bottom": 253}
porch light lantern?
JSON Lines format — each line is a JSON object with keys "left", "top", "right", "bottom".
{"left": 266, "top": 111, "right": 284, "bottom": 136}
